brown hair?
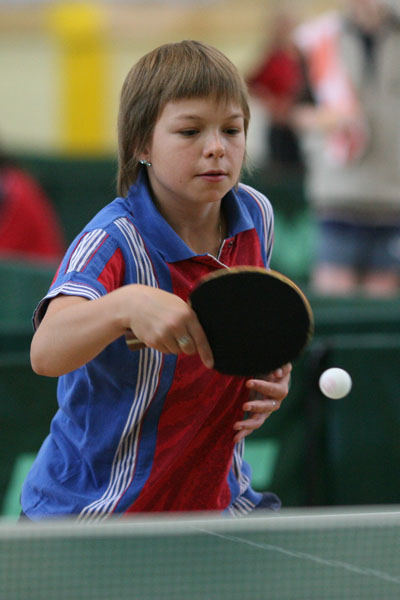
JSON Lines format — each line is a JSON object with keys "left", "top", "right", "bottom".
{"left": 117, "top": 40, "right": 250, "bottom": 196}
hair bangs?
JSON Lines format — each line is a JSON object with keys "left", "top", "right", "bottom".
{"left": 153, "top": 41, "right": 250, "bottom": 127}
{"left": 166, "top": 53, "right": 242, "bottom": 106}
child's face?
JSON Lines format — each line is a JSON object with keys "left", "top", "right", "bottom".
{"left": 142, "top": 96, "right": 246, "bottom": 212}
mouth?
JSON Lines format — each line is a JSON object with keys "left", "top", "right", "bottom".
{"left": 198, "top": 170, "right": 227, "bottom": 181}
{"left": 200, "top": 170, "right": 227, "bottom": 176}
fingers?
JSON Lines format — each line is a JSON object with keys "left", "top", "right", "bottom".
{"left": 140, "top": 309, "right": 213, "bottom": 370}
{"left": 171, "top": 326, "right": 213, "bottom": 369}
{"left": 232, "top": 364, "right": 292, "bottom": 442}
{"left": 274, "top": 363, "right": 292, "bottom": 375}
{"left": 265, "top": 362, "right": 292, "bottom": 382}
{"left": 233, "top": 410, "right": 272, "bottom": 443}
{"left": 243, "top": 398, "right": 281, "bottom": 413}
{"left": 246, "top": 366, "right": 291, "bottom": 399}
{"left": 186, "top": 320, "right": 214, "bottom": 369}
{"left": 171, "top": 334, "right": 196, "bottom": 356}
{"left": 233, "top": 398, "right": 280, "bottom": 442}
{"left": 160, "top": 304, "right": 213, "bottom": 369}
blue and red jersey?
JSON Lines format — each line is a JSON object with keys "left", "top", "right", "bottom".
{"left": 21, "top": 172, "right": 274, "bottom": 521}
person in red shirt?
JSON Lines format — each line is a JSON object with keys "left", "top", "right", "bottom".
{"left": 0, "top": 151, "right": 65, "bottom": 263}
{"left": 247, "top": 11, "right": 312, "bottom": 174}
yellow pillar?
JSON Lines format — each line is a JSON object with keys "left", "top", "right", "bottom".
{"left": 47, "top": 1, "right": 109, "bottom": 154}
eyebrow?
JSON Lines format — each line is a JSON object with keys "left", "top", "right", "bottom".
{"left": 173, "top": 113, "right": 244, "bottom": 122}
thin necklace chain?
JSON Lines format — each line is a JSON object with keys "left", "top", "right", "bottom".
{"left": 215, "top": 218, "right": 225, "bottom": 258}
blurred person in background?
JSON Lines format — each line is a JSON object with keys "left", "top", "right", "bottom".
{"left": 247, "top": 9, "right": 314, "bottom": 192}
{"left": 246, "top": 9, "right": 316, "bottom": 284}
{"left": 0, "top": 147, "right": 65, "bottom": 264}
{"left": 291, "top": 0, "right": 400, "bottom": 296}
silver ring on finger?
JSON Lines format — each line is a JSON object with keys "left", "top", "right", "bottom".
{"left": 176, "top": 335, "right": 191, "bottom": 349}
{"left": 272, "top": 401, "right": 277, "bottom": 408}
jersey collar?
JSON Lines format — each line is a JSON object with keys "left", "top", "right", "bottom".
{"left": 127, "top": 170, "right": 254, "bottom": 263}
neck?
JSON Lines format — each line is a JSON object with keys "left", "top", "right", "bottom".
{"left": 184, "top": 213, "right": 226, "bottom": 257}
{"left": 163, "top": 205, "right": 226, "bottom": 257}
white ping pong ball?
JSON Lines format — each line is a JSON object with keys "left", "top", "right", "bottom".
{"left": 319, "top": 368, "right": 352, "bottom": 399}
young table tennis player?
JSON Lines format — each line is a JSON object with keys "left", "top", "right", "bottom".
{"left": 21, "top": 41, "right": 291, "bottom": 521}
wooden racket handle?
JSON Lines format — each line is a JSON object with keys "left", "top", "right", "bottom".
{"left": 125, "top": 329, "right": 146, "bottom": 351}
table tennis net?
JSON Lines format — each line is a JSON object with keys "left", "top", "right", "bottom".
{"left": 1, "top": 507, "right": 400, "bottom": 600}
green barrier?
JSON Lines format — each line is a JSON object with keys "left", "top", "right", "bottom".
{"left": 0, "top": 259, "right": 55, "bottom": 322}
{"left": 320, "top": 334, "right": 400, "bottom": 505}
{"left": 271, "top": 212, "right": 314, "bottom": 286}
{"left": 0, "top": 354, "right": 57, "bottom": 512}
{"left": 0, "top": 259, "right": 55, "bottom": 354}
{"left": 2, "top": 453, "right": 36, "bottom": 519}
{"left": 309, "top": 293, "right": 400, "bottom": 337}
{"left": 243, "top": 438, "right": 280, "bottom": 492}
{"left": 16, "top": 154, "right": 117, "bottom": 244}
{"left": 252, "top": 333, "right": 400, "bottom": 507}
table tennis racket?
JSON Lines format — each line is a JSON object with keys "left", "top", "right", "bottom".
{"left": 125, "top": 267, "right": 313, "bottom": 377}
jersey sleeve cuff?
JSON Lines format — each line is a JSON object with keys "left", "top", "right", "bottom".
{"left": 32, "top": 281, "right": 104, "bottom": 331}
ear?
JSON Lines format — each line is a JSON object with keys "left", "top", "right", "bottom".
{"left": 138, "top": 149, "right": 151, "bottom": 165}
{"left": 138, "top": 148, "right": 152, "bottom": 167}
{"left": 140, "top": 141, "right": 152, "bottom": 161}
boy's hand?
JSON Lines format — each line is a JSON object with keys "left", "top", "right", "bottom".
{"left": 233, "top": 363, "right": 292, "bottom": 442}
{"left": 127, "top": 285, "right": 214, "bottom": 369}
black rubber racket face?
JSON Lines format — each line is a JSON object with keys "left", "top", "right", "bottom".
{"left": 189, "top": 268, "right": 313, "bottom": 377}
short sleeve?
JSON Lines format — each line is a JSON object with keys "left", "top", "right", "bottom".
{"left": 33, "top": 228, "right": 126, "bottom": 329}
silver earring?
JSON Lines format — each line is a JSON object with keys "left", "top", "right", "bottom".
{"left": 139, "top": 159, "right": 152, "bottom": 167}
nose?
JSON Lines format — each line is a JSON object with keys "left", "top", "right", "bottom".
{"left": 203, "top": 131, "right": 225, "bottom": 158}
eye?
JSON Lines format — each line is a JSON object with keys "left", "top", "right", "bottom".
{"left": 224, "top": 127, "right": 241, "bottom": 136}
{"left": 180, "top": 129, "right": 198, "bottom": 137}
